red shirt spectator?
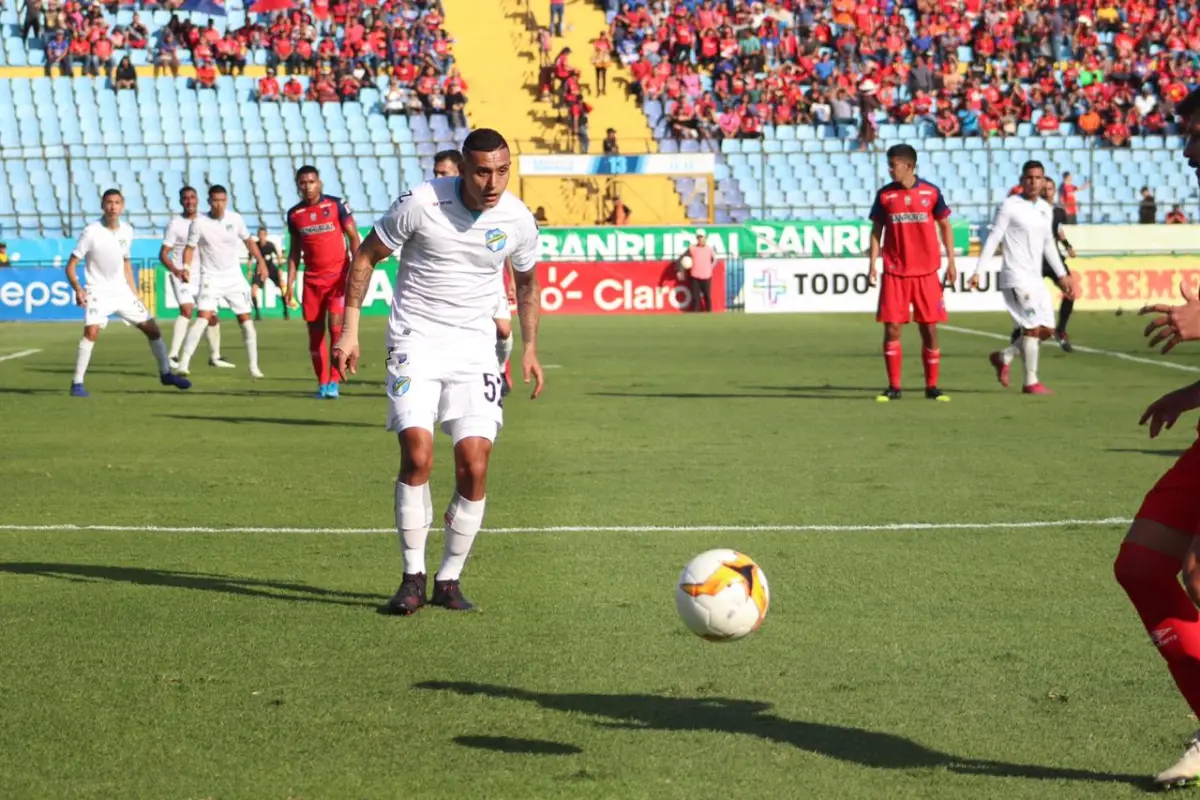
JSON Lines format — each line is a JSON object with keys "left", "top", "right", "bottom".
{"left": 258, "top": 73, "right": 281, "bottom": 100}
{"left": 196, "top": 60, "right": 217, "bottom": 88}
{"left": 283, "top": 77, "right": 303, "bottom": 101}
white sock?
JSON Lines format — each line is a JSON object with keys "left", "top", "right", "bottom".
{"left": 149, "top": 336, "right": 170, "bottom": 374}
{"left": 395, "top": 481, "right": 431, "bottom": 575}
{"left": 178, "top": 317, "right": 209, "bottom": 370}
{"left": 205, "top": 322, "right": 221, "bottom": 360}
{"left": 1018, "top": 335, "right": 1040, "bottom": 386}
{"left": 240, "top": 320, "right": 259, "bottom": 372}
{"left": 73, "top": 338, "right": 94, "bottom": 383}
{"left": 496, "top": 333, "right": 513, "bottom": 371}
{"left": 999, "top": 343, "right": 1019, "bottom": 365}
{"left": 423, "top": 482, "right": 433, "bottom": 528}
{"left": 169, "top": 315, "right": 189, "bottom": 358}
{"left": 437, "top": 493, "right": 485, "bottom": 581}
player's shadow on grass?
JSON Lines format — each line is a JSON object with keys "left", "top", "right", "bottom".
{"left": 747, "top": 384, "right": 990, "bottom": 395}
{"left": 417, "top": 682, "right": 1145, "bottom": 788}
{"left": 592, "top": 389, "right": 869, "bottom": 401}
{"left": 160, "top": 413, "right": 375, "bottom": 428}
{"left": 1106, "top": 448, "right": 1187, "bottom": 458}
{"left": 0, "top": 562, "right": 384, "bottom": 608}
{"left": 454, "top": 735, "right": 582, "bottom": 756}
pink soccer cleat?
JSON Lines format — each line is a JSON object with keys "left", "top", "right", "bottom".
{"left": 989, "top": 351, "right": 1010, "bottom": 388}
{"left": 1022, "top": 383, "right": 1053, "bottom": 395}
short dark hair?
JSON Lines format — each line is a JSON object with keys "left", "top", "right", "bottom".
{"left": 101, "top": 188, "right": 122, "bottom": 200}
{"left": 434, "top": 149, "right": 463, "bottom": 167}
{"left": 1021, "top": 160, "right": 1045, "bottom": 176}
{"left": 179, "top": 185, "right": 197, "bottom": 199}
{"left": 886, "top": 144, "right": 918, "bottom": 166}
{"left": 209, "top": 185, "right": 228, "bottom": 197}
{"left": 462, "top": 128, "right": 509, "bottom": 156}
{"left": 1178, "top": 87, "right": 1200, "bottom": 120}
{"left": 295, "top": 165, "right": 319, "bottom": 179}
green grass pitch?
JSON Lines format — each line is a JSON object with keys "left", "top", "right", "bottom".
{"left": 2, "top": 311, "right": 1199, "bottom": 799}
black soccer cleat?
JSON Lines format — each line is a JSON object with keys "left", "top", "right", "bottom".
{"left": 925, "top": 387, "right": 950, "bottom": 402}
{"left": 430, "top": 579, "right": 477, "bottom": 611}
{"left": 382, "top": 572, "right": 427, "bottom": 616}
{"left": 500, "top": 371, "right": 512, "bottom": 398}
{"left": 1055, "top": 331, "right": 1074, "bottom": 353}
{"left": 876, "top": 387, "right": 902, "bottom": 403}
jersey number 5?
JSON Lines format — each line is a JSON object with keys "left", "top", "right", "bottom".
{"left": 483, "top": 374, "right": 504, "bottom": 406}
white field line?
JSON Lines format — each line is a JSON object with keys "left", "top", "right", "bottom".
{"left": 0, "top": 348, "right": 41, "bottom": 363}
{"left": 0, "top": 517, "right": 1130, "bottom": 536}
{"left": 942, "top": 325, "right": 1200, "bottom": 373}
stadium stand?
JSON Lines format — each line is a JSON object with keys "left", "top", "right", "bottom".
{"left": 0, "top": 0, "right": 1197, "bottom": 236}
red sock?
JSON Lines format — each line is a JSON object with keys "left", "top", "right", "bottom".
{"left": 308, "top": 324, "right": 331, "bottom": 385}
{"left": 505, "top": 358, "right": 512, "bottom": 385}
{"left": 922, "top": 348, "right": 940, "bottom": 389}
{"left": 883, "top": 341, "right": 902, "bottom": 390}
{"left": 1115, "top": 542, "right": 1200, "bottom": 715}
{"left": 329, "top": 324, "right": 343, "bottom": 383}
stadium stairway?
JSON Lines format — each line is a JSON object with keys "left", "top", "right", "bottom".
{"left": 442, "top": 0, "right": 688, "bottom": 225}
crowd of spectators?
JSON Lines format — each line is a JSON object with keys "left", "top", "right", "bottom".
{"left": 22, "top": 0, "right": 468, "bottom": 119}
{"left": 607, "top": 0, "right": 1199, "bottom": 146}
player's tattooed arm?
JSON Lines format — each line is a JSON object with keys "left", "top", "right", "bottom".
{"left": 333, "top": 230, "right": 393, "bottom": 377}
{"left": 512, "top": 267, "right": 545, "bottom": 399}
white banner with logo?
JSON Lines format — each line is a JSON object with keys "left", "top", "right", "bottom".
{"left": 743, "top": 258, "right": 1009, "bottom": 314}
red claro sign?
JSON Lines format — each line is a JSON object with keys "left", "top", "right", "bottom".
{"left": 535, "top": 261, "right": 726, "bottom": 314}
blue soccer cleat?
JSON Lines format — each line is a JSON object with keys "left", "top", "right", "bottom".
{"left": 69, "top": 383, "right": 89, "bottom": 397}
{"left": 314, "top": 383, "right": 329, "bottom": 399}
{"left": 325, "top": 382, "right": 340, "bottom": 399}
{"left": 160, "top": 372, "right": 192, "bottom": 391}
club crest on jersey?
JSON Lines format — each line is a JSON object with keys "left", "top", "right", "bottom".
{"left": 485, "top": 228, "right": 508, "bottom": 253}
{"left": 309, "top": 213, "right": 317, "bottom": 221}
{"left": 389, "top": 375, "right": 412, "bottom": 397}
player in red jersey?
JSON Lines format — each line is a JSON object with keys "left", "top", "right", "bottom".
{"left": 1114, "top": 87, "right": 1200, "bottom": 789}
{"left": 285, "top": 165, "right": 361, "bottom": 399}
{"left": 867, "top": 144, "right": 957, "bottom": 402}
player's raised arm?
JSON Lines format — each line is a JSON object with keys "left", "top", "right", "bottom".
{"left": 969, "top": 200, "right": 1012, "bottom": 289}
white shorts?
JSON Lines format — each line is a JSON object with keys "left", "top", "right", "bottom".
{"left": 85, "top": 286, "right": 151, "bottom": 327}
{"left": 493, "top": 289, "right": 511, "bottom": 322}
{"left": 197, "top": 273, "right": 253, "bottom": 316}
{"left": 384, "top": 346, "right": 504, "bottom": 445}
{"left": 1003, "top": 285, "right": 1055, "bottom": 330}
{"left": 169, "top": 272, "right": 199, "bottom": 307}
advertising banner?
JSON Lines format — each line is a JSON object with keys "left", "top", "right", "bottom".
{"left": 537, "top": 260, "right": 725, "bottom": 314}
{"left": 0, "top": 268, "right": 82, "bottom": 321}
{"left": 534, "top": 220, "right": 972, "bottom": 262}
{"left": 1062, "top": 255, "right": 1200, "bottom": 311}
{"left": 743, "top": 258, "right": 1006, "bottom": 314}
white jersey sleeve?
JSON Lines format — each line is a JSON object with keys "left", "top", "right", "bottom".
{"left": 508, "top": 212, "right": 539, "bottom": 273}
{"left": 120, "top": 222, "right": 133, "bottom": 259}
{"left": 974, "top": 197, "right": 1014, "bottom": 276}
{"left": 374, "top": 186, "right": 427, "bottom": 252}
{"left": 233, "top": 212, "right": 251, "bottom": 242}
{"left": 71, "top": 223, "right": 95, "bottom": 262}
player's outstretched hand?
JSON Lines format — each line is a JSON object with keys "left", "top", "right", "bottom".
{"left": 1141, "top": 281, "right": 1200, "bottom": 354}
{"left": 333, "top": 342, "right": 359, "bottom": 376}
{"left": 523, "top": 351, "right": 544, "bottom": 400}
{"left": 1140, "top": 383, "right": 1200, "bottom": 438}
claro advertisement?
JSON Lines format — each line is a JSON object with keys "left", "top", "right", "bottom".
{"left": 742, "top": 255, "right": 1200, "bottom": 314}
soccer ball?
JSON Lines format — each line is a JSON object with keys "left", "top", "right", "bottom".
{"left": 675, "top": 549, "right": 770, "bottom": 642}
{"left": 679, "top": 254, "right": 694, "bottom": 269}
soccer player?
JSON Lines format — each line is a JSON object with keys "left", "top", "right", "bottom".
{"left": 162, "top": 186, "right": 233, "bottom": 369}
{"left": 333, "top": 128, "right": 544, "bottom": 615}
{"left": 968, "top": 161, "right": 1076, "bottom": 394}
{"left": 866, "top": 144, "right": 957, "bottom": 402}
{"left": 64, "top": 188, "right": 192, "bottom": 396}
{"left": 1115, "top": 88, "right": 1200, "bottom": 789}
{"left": 285, "top": 166, "right": 360, "bottom": 399}
{"left": 432, "top": 148, "right": 518, "bottom": 394}
{"left": 175, "top": 185, "right": 268, "bottom": 378}
{"left": 1008, "top": 176, "right": 1077, "bottom": 352}
{"left": 250, "top": 226, "right": 288, "bottom": 321}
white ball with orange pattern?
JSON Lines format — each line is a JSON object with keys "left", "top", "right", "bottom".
{"left": 675, "top": 549, "right": 770, "bottom": 642}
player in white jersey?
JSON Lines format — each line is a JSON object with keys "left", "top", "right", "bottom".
{"left": 968, "top": 160, "right": 1077, "bottom": 394}
{"left": 160, "top": 186, "right": 234, "bottom": 370}
{"left": 64, "top": 188, "right": 192, "bottom": 396}
{"left": 334, "top": 128, "right": 545, "bottom": 615}
{"left": 174, "top": 185, "right": 269, "bottom": 378}
{"left": 433, "top": 148, "right": 518, "bottom": 394}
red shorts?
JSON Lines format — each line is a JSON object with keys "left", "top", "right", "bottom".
{"left": 1136, "top": 439, "right": 1200, "bottom": 534}
{"left": 876, "top": 272, "right": 947, "bottom": 325}
{"left": 302, "top": 278, "right": 346, "bottom": 323}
